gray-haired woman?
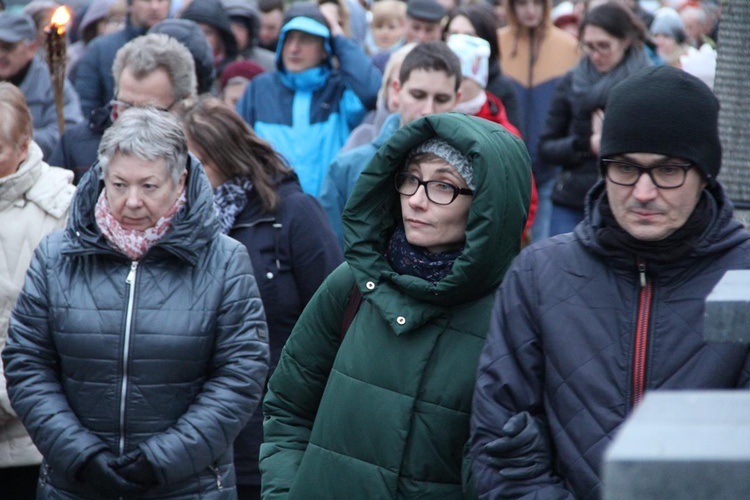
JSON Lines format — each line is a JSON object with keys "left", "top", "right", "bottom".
{"left": 3, "top": 108, "right": 269, "bottom": 499}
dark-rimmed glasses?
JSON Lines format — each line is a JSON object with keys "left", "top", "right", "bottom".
{"left": 580, "top": 41, "right": 613, "bottom": 55}
{"left": 109, "top": 98, "right": 174, "bottom": 122}
{"left": 602, "top": 158, "right": 694, "bottom": 189}
{"left": 395, "top": 172, "right": 473, "bottom": 205}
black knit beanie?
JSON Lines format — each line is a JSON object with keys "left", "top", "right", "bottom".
{"left": 600, "top": 65, "right": 721, "bottom": 186}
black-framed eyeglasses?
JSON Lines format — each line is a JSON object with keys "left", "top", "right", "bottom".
{"left": 601, "top": 158, "right": 694, "bottom": 189}
{"left": 395, "top": 172, "right": 473, "bottom": 205}
{"left": 580, "top": 40, "right": 613, "bottom": 55}
{"left": 0, "top": 41, "right": 21, "bottom": 53}
{"left": 109, "top": 98, "right": 175, "bottom": 121}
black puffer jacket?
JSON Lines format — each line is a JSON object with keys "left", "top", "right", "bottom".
{"left": 538, "top": 71, "right": 598, "bottom": 210}
{"left": 180, "top": 0, "right": 239, "bottom": 77}
{"left": 471, "top": 182, "right": 750, "bottom": 500}
{"left": 3, "top": 157, "right": 269, "bottom": 499}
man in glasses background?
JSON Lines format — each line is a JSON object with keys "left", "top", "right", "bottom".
{"left": 470, "top": 65, "right": 750, "bottom": 499}
{"left": 50, "top": 30, "right": 207, "bottom": 184}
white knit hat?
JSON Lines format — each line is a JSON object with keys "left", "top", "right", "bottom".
{"left": 447, "top": 34, "right": 490, "bottom": 89}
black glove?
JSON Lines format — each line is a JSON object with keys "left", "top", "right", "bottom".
{"left": 78, "top": 450, "right": 147, "bottom": 497}
{"left": 110, "top": 450, "right": 158, "bottom": 486}
{"left": 484, "top": 411, "right": 551, "bottom": 480}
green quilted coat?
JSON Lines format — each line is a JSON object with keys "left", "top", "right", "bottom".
{"left": 260, "top": 113, "right": 532, "bottom": 499}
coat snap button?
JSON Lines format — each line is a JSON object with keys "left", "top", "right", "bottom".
{"left": 366, "top": 281, "right": 375, "bottom": 290}
{"left": 396, "top": 316, "right": 406, "bottom": 325}
{"left": 266, "top": 272, "right": 274, "bottom": 279}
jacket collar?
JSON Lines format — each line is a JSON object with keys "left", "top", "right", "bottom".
{"left": 232, "top": 173, "right": 301, "bottom": 227}
{"left": 372, "top": 113, "right": 401, "bottom": 148}
{"left": 0, "top": 142, "right": 43, "bottom": 211}
{"left": 577, "top": 180, "right": 750, "bottom": 267}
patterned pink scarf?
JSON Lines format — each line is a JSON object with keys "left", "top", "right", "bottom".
{"left": 95, "top": 188, "right": 187, "bottom": 260}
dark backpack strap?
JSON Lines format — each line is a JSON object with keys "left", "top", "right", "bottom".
{"left": 340, "top": 283, "right": 363, "bottom": 341}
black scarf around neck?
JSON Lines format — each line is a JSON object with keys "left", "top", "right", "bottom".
{"left": 595, "top": 192, "right": 714, "bottom": 263}
{"left": 386, "top": 225, "right": 462, "bottom": 283}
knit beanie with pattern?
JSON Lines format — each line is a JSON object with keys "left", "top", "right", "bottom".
{"left": 407, "top": 138, "right": 474, "bottom": 189}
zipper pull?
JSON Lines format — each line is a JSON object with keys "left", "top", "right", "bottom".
{"left": 272, "top": 223, "right": 282, "bottom": 270}
{"left": 126, "top": 261, "right": 138, "bottom": 285}
{"left": 638, "top": 261, "right": 647, "bottom": 288}
{"left": 210, "top": 465, "right": 223, "bottom": 490}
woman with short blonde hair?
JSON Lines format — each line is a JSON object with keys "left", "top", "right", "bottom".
{"left": 0, "top": 81, "right": 75, "bottom": 498}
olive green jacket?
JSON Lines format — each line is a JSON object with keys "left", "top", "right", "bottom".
{"left": 260, "top": 113, "right": 531, "bottom": 499}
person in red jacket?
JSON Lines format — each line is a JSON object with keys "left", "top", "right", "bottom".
{"left": 448, "top": 32, "right": 537, "bottom": 244}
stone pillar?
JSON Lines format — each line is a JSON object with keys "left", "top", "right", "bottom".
{"left": 602, "top": 391, "right": 750, "bottom": 500}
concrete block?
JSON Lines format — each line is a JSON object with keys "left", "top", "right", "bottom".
{"left": 704, "top": 270, "right": 750, "bottom": 344}
{"left": 603, "top": 391, "right": 750, "bottom": 500}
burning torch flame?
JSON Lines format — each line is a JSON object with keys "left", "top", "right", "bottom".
{"left": 48, "top": 6, "right": 71, "bottom": 35}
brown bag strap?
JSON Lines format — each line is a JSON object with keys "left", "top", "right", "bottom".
{"left": 340, "top": 283, "right": 363, "bottom": 341}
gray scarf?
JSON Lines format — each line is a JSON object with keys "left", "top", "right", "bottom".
{"left": 571, "top": 46, "right": 652, "bottom": 113}
{"left": 213, "top": 178, "right": 253, "bottom": 234}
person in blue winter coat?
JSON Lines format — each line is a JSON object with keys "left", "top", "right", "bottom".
{"left": 176, "top": 95, "right": 343, "bottom": 500}
{"left": 470, "top": 66, "right": 750, "bottom": 500}
{"left": 3, "top": 108, "right": 270, "bottom": 499}
{"left": 235, "top": 1, "right": 381, "bottom": 197}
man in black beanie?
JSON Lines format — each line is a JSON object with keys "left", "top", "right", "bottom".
{"left": 469, "top": 65, "right": 750, "bottom": 499}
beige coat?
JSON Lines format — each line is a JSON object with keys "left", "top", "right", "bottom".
{"left": 0, "top": 141, "right": 74, "bottom": 468}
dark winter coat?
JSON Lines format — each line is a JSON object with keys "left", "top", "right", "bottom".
{"left": 49, "top": 106, "right": 110, "bottom": 184}
{"left": 148, "top": 18, "right": 217, "bottom": 95}
{"left": 260, "top": 113, "right": 531, "bottom": 499}
{"left": 3, "top": 157, "right": 270, "bottom": 499}
{"left": 486, "top": 60, "right": 521, "bottom": 132}
{"left": 231, "top": 173, "right": 343, "bottom": 487}
{"left": 470, "top": 181, "right": 750, "bottom": 500}
{"left": 179, "top": 0, "right": 239, "bottom": 78}
{"left": 537, "top": 71, "right": 597, "bottom": 209}
{"left": 538, "top": 48, "right": 651, "bottom": 210}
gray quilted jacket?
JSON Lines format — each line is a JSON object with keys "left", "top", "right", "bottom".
{"left": 3, "top": 157, "right": 269, "bottom": 499}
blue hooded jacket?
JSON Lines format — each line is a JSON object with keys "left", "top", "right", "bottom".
{"left": 236, "top": 16, "right": 381, "bottom": 196}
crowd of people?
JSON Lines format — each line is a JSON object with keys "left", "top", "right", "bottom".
{"left": 0, "top": 0, "right": 741, "bottom": 499}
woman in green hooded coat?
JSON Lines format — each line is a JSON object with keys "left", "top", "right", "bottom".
{"left": 260, "top": 112, "right": 532, "bottom": 499}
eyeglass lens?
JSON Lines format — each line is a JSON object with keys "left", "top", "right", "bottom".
{"left": 395, "top": 173, "right": 462, "bottom": 205}
{"left": 603, "top": 160, "right": 691, "bottom": 189}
